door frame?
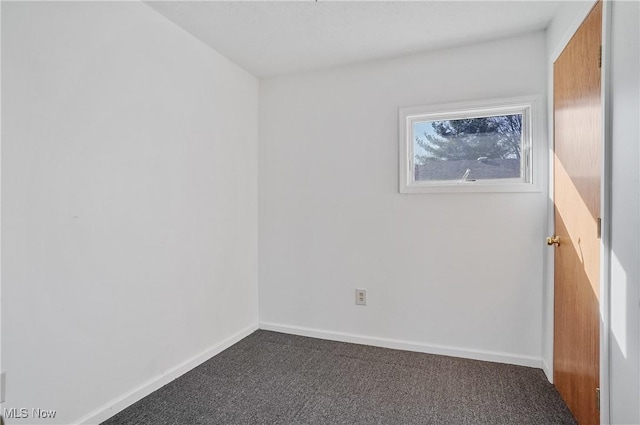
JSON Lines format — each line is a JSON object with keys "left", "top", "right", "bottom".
{"left": 546, "top": 1, "right": 613, "bottom": 423}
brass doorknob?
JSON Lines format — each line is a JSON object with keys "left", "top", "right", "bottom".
{"left": 547, "top": 235, "right": 561, "bottom": 246}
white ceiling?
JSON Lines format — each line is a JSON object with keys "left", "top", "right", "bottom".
{"left": 145, "top": 1, "right": 562, "bottom": 78}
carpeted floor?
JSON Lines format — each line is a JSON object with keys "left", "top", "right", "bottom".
{"left": 102, "top": 330, "right": 576, "bottom": 425}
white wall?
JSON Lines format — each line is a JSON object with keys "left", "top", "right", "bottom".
{"left": 1, "top": 2, "right": 258, "bottom": 424}
{"left": 608, "top": 1, "right": 640, "bottom": 423}
{"left": 259, "top": 32, "right": 548, "bottom": 366}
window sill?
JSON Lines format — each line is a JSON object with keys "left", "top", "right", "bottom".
{"left": 399, "top": 182, "right": 541, "bottom": 194}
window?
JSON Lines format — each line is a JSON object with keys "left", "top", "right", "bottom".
{"left": 399, "top": 96, "right": 539, "bottom": 193}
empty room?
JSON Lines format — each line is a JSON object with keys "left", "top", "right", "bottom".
{"left": 1, "top": 1, "right": 639, "bottom": 424}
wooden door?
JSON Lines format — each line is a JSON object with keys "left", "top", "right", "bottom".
{"left": 552, "top": 2, "right": 602, "bottom": 425}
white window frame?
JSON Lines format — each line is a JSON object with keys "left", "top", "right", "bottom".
{"left": 399, "top": 95, "right": 541, "bottom": 193}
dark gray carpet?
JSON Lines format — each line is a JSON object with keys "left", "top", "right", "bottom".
{"left": 102, "top": 330, "right": 576, "bottom": 425}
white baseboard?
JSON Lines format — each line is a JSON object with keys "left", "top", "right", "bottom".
{"left": 542, "top": 359, "right": 553, "bottom": 383}
{"left": 73, "top": 323, "right": 259, "bottom": 425}
{"left": 260, "top": 322, "right": 543, "bottom": 369}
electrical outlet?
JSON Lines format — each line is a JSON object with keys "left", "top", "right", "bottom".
{"left": 355, "top": 289, "right": 367, "bottom": 306}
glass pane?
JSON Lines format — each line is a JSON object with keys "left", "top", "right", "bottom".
{"left": 413, "top": 114, "right": 523, "bottom": 182}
